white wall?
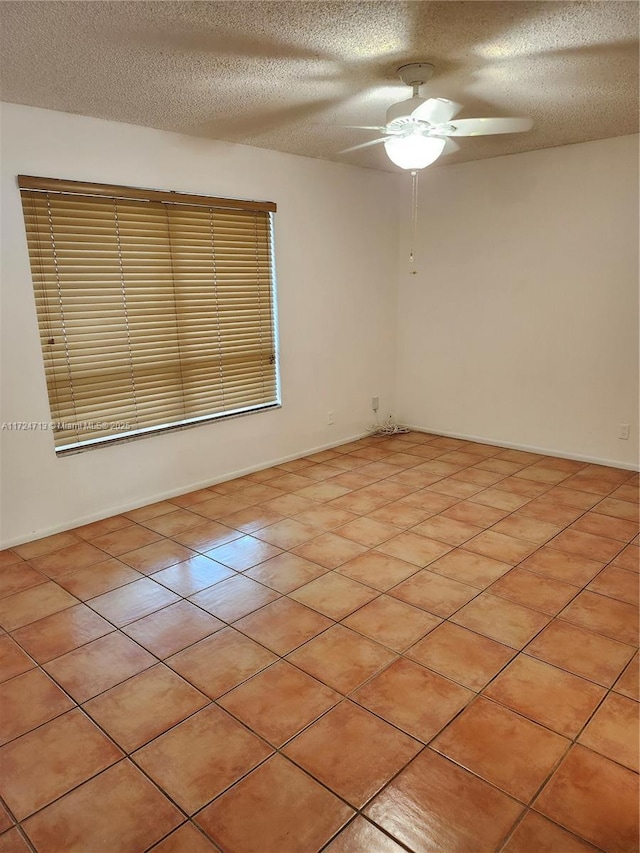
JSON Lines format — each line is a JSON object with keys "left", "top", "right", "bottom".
{"left": 0, "top": 103, "right": 400, "bottom": 546}
{"left": 395, "top": 135, "right": 639, "bottom": 469}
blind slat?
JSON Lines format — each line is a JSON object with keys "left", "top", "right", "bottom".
{"left": 21, "top": 180, "right": 279, "bottom": 450}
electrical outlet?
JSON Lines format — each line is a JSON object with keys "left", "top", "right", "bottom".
{"left": 372, "top": 396, "right": 379, "bottom": 412}
{"left": 327, "top": 411, "right": 334, "bottom": 425}
{"left": 619, "top": 423, "right": 630, "bottom": 440}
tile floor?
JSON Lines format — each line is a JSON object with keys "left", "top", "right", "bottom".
{"left": 0, "top": 431, "right": 638, "bottom": 853}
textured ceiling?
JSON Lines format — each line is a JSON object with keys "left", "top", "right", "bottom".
{"left": 0, "top": 1, "right": 638, "bottom": 172}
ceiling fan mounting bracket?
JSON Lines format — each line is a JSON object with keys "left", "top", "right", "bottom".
{"left": 397, "top": 63, "right": 435, "bottom": 88}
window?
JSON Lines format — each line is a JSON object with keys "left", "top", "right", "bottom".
{"left": 19, "top": 176, "right": 279, "bottom": 453}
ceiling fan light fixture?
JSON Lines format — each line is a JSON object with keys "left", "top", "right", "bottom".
{"left": 383, "top": 134, "right": 446, "bottom": 170}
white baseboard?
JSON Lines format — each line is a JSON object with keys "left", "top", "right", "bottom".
{"left": 2, "top": 430, "right": 368, "bottom": 550}
{"left": 404, "top": 423, "right": 640, "bottom": 472}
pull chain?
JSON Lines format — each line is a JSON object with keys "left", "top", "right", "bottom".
{"left": 409, "top": 169, "right": 419, "bottom": 275}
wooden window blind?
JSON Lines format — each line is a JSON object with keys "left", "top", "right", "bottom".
{"left": 18, "top": 176, "right": 279, "bottom": 453}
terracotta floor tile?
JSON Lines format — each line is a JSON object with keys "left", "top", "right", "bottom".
{"left": 171, "top": 519, "right": 243, "bottom": 551}
{"left": 489, "top": 568, "right": 578, "bottom": 616}
{"left": 451, "top": 593, "right": 550, "bottom": 649}
{"left": 429, "top": 549, "right": 512, "bottom": 589}
{"left": 149, "top": 823, "right": 218, "bottom": 853}
{"left": 286, "top": 624, "right": 395, "bottom": 694}
{"left": 519, "top": 498, "right": 585, "bottom": 526}
{"left": 369, "top": 501, "right": 433, "bottom": 528}
{"left": 253, "top": 518, "right": 323, "bottom": 549}
{"left": 260, "top": 493, "right": 317, "bottom": 517}
{"left": 89, "top": 525, "right": 164, "bottom": 556}
{"left": 335, "top": 517, "right": 401, "bottom": 547}
{"left": 292, "top": 505, "right": 359, "bottom": 532}
{"left": 432, "top": 697, "right": 569, "bottom": 803}
{"left": 365, "top": 748, "right": 522, "bottom": 853}
{"left": 550, "top": 529, "right": 623, "bottom": 563}
{"left": 559, "top": 590, "right": 639, "bottom": 644}
{"left": 0, "top": 637, "right": 36, "bottom": 683}
{"left": 134, "top": 704, "right": 272, "bottom": 813}
{"left": 219, "top": 660, "right": 340, "bottom": 746}
{"left": 22, "top": 759, "right": 182, "bottom": 853}
{"left": 11, "top": 603, "right": 114, "bottom": 663}
{"left": 0, "top": 669, "right": 74, "bottom": 745}
{"left": 518, "top": 466, "right": 570, "bottom": 485}
{"left": 336, "top": 551, "right": 419, "bottom": 591}
{"left": 189, "top": 574, "right": 279, "bottom": 622}
{"left": 233, "top": 597, "right": 332, "bottom": 655}
{"left": 427, "top": 477, "right": 484, "bottom": 499}
{"left": 12, "top": 532, "right": 80, "bottom": 561}
{"left": 196, "top": 754, "right": 353, "bottom": 853}
{"left": 122, "top": 599, "right": 223, "bottom": 658}
{"left": 205, "top": 535, "right": 282, "bottom": 571}
{"left": 0, "top": 583, "right": 77, "bottom": 631}
{"left": 389, "top": 569, "right": 477, "bottom": 617}
{"left": 283, "top": 701, "right": 421, "bottom": 807}
{"left": 267, "top": 472, "right": 315, "bottom": 492}
{"left": 353, "top": 657, "right": 473, "bottom": 742}
{"left": 587, "top": 565, "right": 638, "bottom": 605}
{"left": 411, "top": 515, "right": 483, "bottom": 546}
{"left": 291, "top": 533, "right": 369, "bottom": 569}
{"left": 454, "top": 468, "right": 506, "bottom": 487}
{"left": 295, "top": 482, "right": 353, "bottom": 502}
{"left": 463, "top": 532, "right": 537, "bottom": 565}
{"left": 167, "top": 627, "right": 277, "bottom": 698}
{"left": 572, "top": 512, "right": 639, "bottom": 542}
{"left": 442, "top": 500, "right": 509, "bottom": 528}
{"left": 470, "top": 489, "right": 530, "bottom": 512}
{"left": 244, "top": 552, "right": 327, "bottom": 593}
{"left": 577, "top": 692, "right": 639, "bottom": 771}
{"left": 289, "top": 572, "right": 378, "bottom": 619}
{"left": 57, "top": 558, "right": 144, "bottom": 600}
{"left": 519, "top": 547, "right": 604, "bottom": 586}
{"left": 169, "top": 487, "right": 218, "bottom": 508}
{"left": 118, "top": 540, "right": 196, "bottom": 574}
{"left": 490, "top": 515, "right": 562, "bottom": 544}
{"left": 613, "top": 543, "right": 640, "bottom": 572}
{"left": 541, "top": 487, "right": 601, "bottom": 510}
{"left": 494, "top": 476, "right": 551, "bottom": 497}
{"left": 396, "top": 490, "right": 458, "bottom": 514}
{"left": 0, "top": 708, "right": 122, "bottom": 819}
{"left": 483, "top": 655, "right": 605, "bottom": 738}
{"left": 83, "top": 664, "right": 209, "bottom": 752}
{"left": 0, "top": 549, "right": 23, "bottom": 568}
{"left": 125, "top": 501, "right": 179, "bottom": 522}
{"left": 44, "top": 632, "right": 155, "bottom": 703}
{"left": 190, "top": 495, "right": 252, "bottom": 521}
{"left": 140, "top": 509, "right": 205, "bottom": 537}
{"left": 592, "top": 498, "right": 639, "bottom": 523}
{"left": 86, "top": 577, "right": 179, "bottom": 627}
{"left": 502, "top": 811, "right": 599, "bottom": 852}
{"left": 219, "top": 505, "right": 286, "bottom": 533}
{"left": 407, "top": 622, "right": 515, "bottom": 691}
{"left": 534, "top": 745, "right": 639, "bottom": 852}
{"left": 0, "top": 563, "right": 47, "bottom": 599}
{"left": 0, "top": 828, "right": 28, "bottom": 853}
{"left": 324, "top": 816, "right": 407, "bottom": 852}
{"left": 150, "top": 555, "right": 235, "bottom": 596}
{"left": 614, "top": 653, "right": 639, "bottom": 700}
{"left": 376, "top": 531, "right": 452, "bottom": 569}
{"left": 526, "top": 620, "right": 635, "bottom": 687}
{"left": 343, "top": 595, "right": 440, "bottom": 652}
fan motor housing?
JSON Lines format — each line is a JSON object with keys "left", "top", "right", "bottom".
{"left": 386, "top": 96, "right": 426, "bottom": 125}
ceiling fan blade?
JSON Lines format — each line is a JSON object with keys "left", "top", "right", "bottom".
{"left": 437, "top": 117, "right": 534, "bottom": 136}
{"left": 339, "top": 137, "right": 388, "bottom": 154}
{"left": 340, "top": 125, "right": 389, "bottom": 132}
{"left": 442, "top": 137, "right": 460, "bottom": 155}
{"left": 411, "top": 98, "right": 462, "bottom": 124}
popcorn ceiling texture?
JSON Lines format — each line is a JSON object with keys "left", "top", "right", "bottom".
{"left": 0, "top": 0, "right": 638, "bottom": 172}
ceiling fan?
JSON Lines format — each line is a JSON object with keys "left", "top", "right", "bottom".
{"left": 342, "top": 62, "right": 533, "bottom": 170}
